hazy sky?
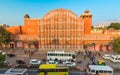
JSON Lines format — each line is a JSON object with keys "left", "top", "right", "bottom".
{"left": 0, "top": 0, "right": 120, "bottom": 26}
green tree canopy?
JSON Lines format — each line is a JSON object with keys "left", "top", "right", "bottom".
{"left": 113, "top": 37, "right": 120, "bottom": 53}
{"left": 0, "top": 52, "right": 5, "bottom": 68}
{"left": 0, "top": 52, "right": 5, "bottom": 62}
{"left": 107, "top": 23, "right": 120, "bottom": 30}
{"left": 0, "top": 26, "right": 11, "bottom": 45}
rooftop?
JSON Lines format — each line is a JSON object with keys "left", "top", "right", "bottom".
{"left": 47, "top": 50, "right": 75, "bottom": 54}
{"left": 89, "top": 65, "right": 113, "bottom": 71}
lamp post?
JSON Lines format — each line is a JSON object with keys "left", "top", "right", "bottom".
{"left": 38, "top": 20, "right": 41, "bottom": 50}
{"left": 38, "top": 37, "right": 40, "bottom": 49}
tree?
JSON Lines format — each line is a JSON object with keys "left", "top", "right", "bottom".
{"left": 91, "top": 26, "right": 94, "bottom": 29}
{"left": 113, "top": 37, "right": 120, "bottom": 53}
{"left": 107, "top": 23, "right": 120, "bottom": 30}
{"left": 0, "top": 52, "right": 5, "bottom": 68}
{"left": 0, "top": 26, "right": 11, "bottom": 47}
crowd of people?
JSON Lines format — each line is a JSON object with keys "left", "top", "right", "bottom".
{"left": 85, "top": 51, "right": 102, "bottom": 65}
{"left": 23, "top": 49, "right": 35, "bottom": 58}
{"left": 77, "top": 50, "right": 102, "bottom": 70}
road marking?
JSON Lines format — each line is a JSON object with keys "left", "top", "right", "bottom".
{"left": 69, "top": 72, "right": 85, "bottom": 73}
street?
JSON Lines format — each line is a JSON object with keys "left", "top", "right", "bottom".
{"left": 1, "top": 49, "right": 120, "bottom": 75}
{"left": 0, "top": 69, "right": 86, "bottom": 75}
{"left": 0, "top": 69, "right": 120, "bottom": 75}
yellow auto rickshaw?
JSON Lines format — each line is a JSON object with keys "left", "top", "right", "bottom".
{"left": 97, "top": 60, "right": 106, "bottom": 66}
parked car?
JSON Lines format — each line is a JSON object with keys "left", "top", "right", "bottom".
{"left": 16, "top": 59, "right": 26, "bottom": 64}
{"left": 110, "top": 55, "right": 120, "bottom": 63}
{"left": 66, "top": 60, "right": 76, "bottom": 67}
{"left": 29, "top": 59, "right": 41, "bottom": 65}
{"left": 15, "top": 59, "right": 27, "bottom": 68}
{"left": 103, "top": 54, "right": 111, "bottom": 59}
{"left": 7, "top": 54, "right": 16, "bottom": 57}
{"left": 48, "top": 60, "right": 58, "bottom": 64}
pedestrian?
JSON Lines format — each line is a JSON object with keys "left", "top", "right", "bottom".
{"left": 78, "top": 51, "right": 80, "bottom": 55}
{"left": 93, "top": 55, "right": 95, "bottom": 60}
{"left": 91, "top": 57, "right": 93, "bottom": 62}
{"left": 28, "top": 50, "right": 30, "bottom": 55}
{"left": 92, "top": 61, "right": 96, "bottom": 65}
{"left": 84, "top": 55, "right": 87, "bottom": 60}
{"left": 87, "top": 63, "right": 90, "bottom": 67}
{"left": 24, "top": 50, "right": 25, "bottom": 54}
{"left": 26, "top": 49, "right": 27, "bottom": 54}
{"left": 95, "top": 51, "right": 97, "bottom": 56}
{"left": 29, "top": 53, "right": 31, "bottom": 58}
{"left": 31, "top": 51, "right": 33, "bottom": 55}
{"left": 24, "top": 50, "right": 26, "bottom": 54}
{"left": 96, "top": 71, "right": 99, "bottom": 75}
{"left": 98, "top": 52, "right": 101, "bottom": 57}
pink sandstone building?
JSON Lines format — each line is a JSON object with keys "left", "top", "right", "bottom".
{"left": 5, "top": 8, "right": 119, "bottom": 51}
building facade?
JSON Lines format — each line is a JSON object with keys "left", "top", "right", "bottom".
{"left": 6, "top": 8, "right": 92, "bottom": 50}
{"left": 5, "top": 8, "right": 117, "bottom": 51}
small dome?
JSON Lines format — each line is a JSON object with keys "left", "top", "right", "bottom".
{"left": 24, "top": 14, "right": 30, "bottom": 18}
{"left": 84, "top": 9, "right": 90, "bottom": 13}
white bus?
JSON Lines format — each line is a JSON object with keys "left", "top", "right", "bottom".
{"left": 47, "top": 51, "right": 75, "bottom": 61}
{"left": 87, "top": 65, "right": 113, "bottom": 75}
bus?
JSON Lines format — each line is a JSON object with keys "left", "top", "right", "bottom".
{"left": 47, "top": 51, "right": 75, "bottom": 61}
{"left": 37, "top": 64, "right": 69, "bottom": 75}
{"left": 86, "top": 65, "right": 113, "bottom": 75}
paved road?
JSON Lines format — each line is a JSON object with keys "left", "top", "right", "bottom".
{"left": 0, "top": 69, "right": 86, "bottom": 75}
{"left": 0, "top": 70, "right": 5, "bottom": 74}
{"left": 69, "top": 72, "right": 86, "bottom": 75}
{"left": 2, "top": 49, "right": 120, "bottom": 75}
{"left": 1, "top": 69, "right": 120, "bottom": 75}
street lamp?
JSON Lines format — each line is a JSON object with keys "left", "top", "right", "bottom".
{"left": 38, "top": 36, "right": 40, "bottom": 49}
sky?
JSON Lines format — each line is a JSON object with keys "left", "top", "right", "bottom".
{"left": 0, "top": 0, "right": 120, "bottom": 26}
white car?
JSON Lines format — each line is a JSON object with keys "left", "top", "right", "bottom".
{"left": 103, "top": 54, "right": 111, "bottom": 59}
{"left": 66, "top": 61, "right": 76, "bottom": 67}
{"left": 29, "top": 59, "right": 41, "bottom": 65}
{"left": 110, "top": 55, "right": 120, "bottom": 63}
{"left": 48, "top": 60, "right": 58, "bottom": 64}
